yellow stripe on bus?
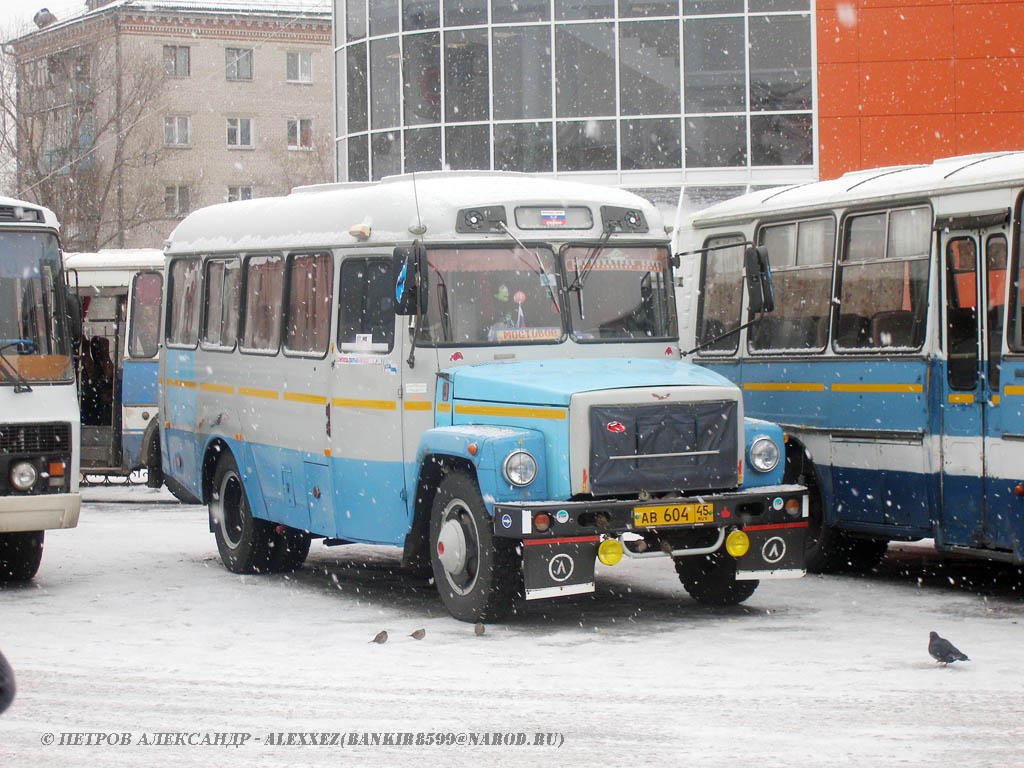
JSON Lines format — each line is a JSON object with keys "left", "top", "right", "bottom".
{"left": 436, "top": 402, "right": 451, "bottom": 413}
{"left": 454, "top": 404, "right": 566, "bottom": 420}
{"left": 743, "top": 382, "right": 824, "bottom": 392}
{"left": 238, "top": 386, "right": 279, "bottom": 400}
{"left": 947, "top": 393, "right": 974, "bottom": 404}
{"left": 831, "top": 383, "right": 922, "bottom": 394}
{"left": 199, "top": 382, "right": 234, "bottom": 394}
{"left": 403, "top": 401, "right": 433, "bottom": 411}
{"left": 165, "top": 378, "right": 196, "bottom": 389}
{"left": 1005, "top": 385, "right": 1024, "bottom": 396}
{"left": 283, "top": 392, "right": 328, "bottom": 405}
{"left": 331, "top": 397, "right": 397, "bottom": 410}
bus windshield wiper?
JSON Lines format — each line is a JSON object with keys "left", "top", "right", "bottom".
{"left": 496, "top": 222, "right": 560, "bottom": 314}
{"left": 0, "top": 340, "right": 36, "bottom": 393}
{"left": 565, "top": 225, "right": 614, "bottom": 319}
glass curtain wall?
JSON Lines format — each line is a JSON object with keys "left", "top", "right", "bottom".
{"left": 334, "top": 0, "right": 813, "bottom": 185}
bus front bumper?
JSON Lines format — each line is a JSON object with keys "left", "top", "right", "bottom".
{"left": 0, "top": 493, "right": 81, "bottom": 533}
{"left": 492, "top": 484, "right": 808, "bottom": 600}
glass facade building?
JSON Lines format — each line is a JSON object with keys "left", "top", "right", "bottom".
{"left": 333, "top": 0, "right": 816, "bottom": 211}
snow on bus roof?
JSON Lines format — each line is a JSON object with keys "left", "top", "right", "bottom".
{"left": 64, "top": 249, "right": 165, "bottom": 271}
{"left": 682, "top": 151, "right": 1024, "bottom": 229}
{"left": 165, "top": 172, "right": 662, "bottom": 255}
{"left": 0, "top": 196, "right": 58, "bottom": 229}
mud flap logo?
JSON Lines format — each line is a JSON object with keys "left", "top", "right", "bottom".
{"left": 548, "top": 553, "right": 574, "bottom": 583}
{"left": 761, "top": 536, "right": 786, "bottom": 564}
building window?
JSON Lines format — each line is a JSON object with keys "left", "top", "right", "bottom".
{"left": 163, "top": 116, "right": 191, "bottom": 147}
{"left": 287, "top": 118, "right": 313, "bottom": 149}
{"left": 226, "top": 117, "right": 253, "bottom": 148}
{"left": 164, "top": 45, "right": 190, "bottom": 77}
{"left": 164, "top": 185, "right": 190, "bottom": 218}
{"left": 227, "top": 186, "right": 253, "bottom": 202}
{"left": 286, "top": 51, "right": 312, "bottom": 83}
{"left": 225, "top": 48, "right": 253, "bottom": 81}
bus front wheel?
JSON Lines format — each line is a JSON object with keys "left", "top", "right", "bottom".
{"left": 0, "top": 531, "right": 44, "bottom": 583}
{"left": 429, "top": 470, "right": 519, "bottom": 623}
{"left": 674, "top": 551, "right": 759, "bottom": 606}
{"left": 210, "top": 454, "right": 276, "bottom": 574}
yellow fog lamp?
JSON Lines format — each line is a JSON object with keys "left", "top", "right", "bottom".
{"left": 598, "top": 538, "right": 623, "bottom": 566}
{"left": 725, "top": 529, "right": 750, "bottom": 558}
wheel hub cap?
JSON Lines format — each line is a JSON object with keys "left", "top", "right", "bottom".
{"left": 437, "top": 519, "right": 468, "bottom": 575}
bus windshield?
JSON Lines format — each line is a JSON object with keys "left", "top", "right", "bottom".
{"left": 421, "top": 246, "right": 563, "bottom": 345}
{"left": 0, "top": 231, "right": 72, "bottom": 383}
{"left": 564, "top": 245, "right": 676, "bottom": 342}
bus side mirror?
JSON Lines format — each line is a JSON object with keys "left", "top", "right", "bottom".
{"left": 393, "top": 245, "right": 426, "bottom": 316}
{"left": 745, "top": 245, "right": 774, "bottom": 320}
{"left": 65, "top": 290, "right": 83, "bottom": 348}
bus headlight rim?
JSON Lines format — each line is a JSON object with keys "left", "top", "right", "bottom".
{"left": 748, "top": 436, "right": 780, "bottom": 473}
{"left": 10, "top": 460, "right": 39, "bottom": 491}
{"left": 502, "top": 450, "right": 538, "bottom": 487}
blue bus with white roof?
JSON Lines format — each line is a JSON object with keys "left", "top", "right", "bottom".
{"left": 675, "top": 152, "right": 1024, "bottom": 572}
{"left": 159, "top": 172, "right": 807, "bottom": 621}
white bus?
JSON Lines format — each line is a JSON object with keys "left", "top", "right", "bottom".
{"left": 1, "top": 196, "right": 80, "bottom": 582}
{"left": 675, "top": 152, "right": 1024, "bottom": 571}
{"left": 160, "top": 172, "right": 807, "bottom": 622}
{"left": 64, "top": 250, "right": 166, "bottom": 486}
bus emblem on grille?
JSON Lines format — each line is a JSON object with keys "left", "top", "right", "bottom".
{"left": 606, "top": 421, "right": 626, "bottom": 433}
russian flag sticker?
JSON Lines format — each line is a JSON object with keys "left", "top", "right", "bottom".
{"left": 540, "top": 209, "right": 567, "bottom": 227}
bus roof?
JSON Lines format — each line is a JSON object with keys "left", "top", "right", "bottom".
{"left": 165, "top": 172, "right": 663, "bottom": 255}
{"left": 682, "top": 151, "right": 1024, "bottom": 229}
{"left": 0, "top": 196, "right": 59, "bottom": 230}
{"left": 64, "top": 249, "right": 164, "bottom": 290}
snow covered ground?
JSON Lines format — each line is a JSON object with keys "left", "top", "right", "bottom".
{"left": 2, "top": 485, "right": 1023, "bottom": 767}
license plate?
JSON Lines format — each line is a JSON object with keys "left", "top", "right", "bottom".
{"left": 633, "top": 503, "right": 714, "bottom": 528}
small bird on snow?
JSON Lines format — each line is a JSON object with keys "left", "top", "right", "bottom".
{"left": 929, "top": 631, "right": 969, "bottom": 664}
{"left": 370, "top": 630, "right": 388, "bottom": 644}
{"left": 409, "top": 628, "right": 426, "bottom": 640}
{"left": 474, "top": 622, "right": 485, "bottom": 636}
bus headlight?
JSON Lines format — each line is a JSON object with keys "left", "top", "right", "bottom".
{"left": 10, "top": 461, "right": 39, "bottom": 491}
{"left": 503, "top": 450, "right": 538, "bottom": 487}
{"left": 748, "top": 436, "right": 780, "bottom": 473}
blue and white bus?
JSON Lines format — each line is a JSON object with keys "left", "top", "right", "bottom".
{"left": 675, "top": 152, "right": 1024, "bottom": 572}
{"left": 1, "top": 197, "right": 80, "bottom": 582}
{"left": 64, "top": 250, "right": 165, "bottom": 486}
{"left": 159, "top": 172, "right": 807, "bottom": 622}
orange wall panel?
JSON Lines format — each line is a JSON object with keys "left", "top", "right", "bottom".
{"left": 859, "top": 60, "right": 955, "bottom": 115}
{"left": 818, "top": 62, "right": 862, "bottom": 118}
{"left": 817, "top": 7, "right": 860, "bottom": 64}
{"left": 818, "top": 117, "right": 862, "bottom": 180}
{"left": 860, "top": 115, "right": 956, "bottom": 168}
{"left": 955, "top": 58, "right": 1024, "bottom": 113}
{"left": 956, "top": 113, "right": 1024, "bottom": 152}
{"left": 856, "top": 6, "right": 954, "bottom": 62}
{"left": 954, "top": 3, "right": 1024, "bottom": 59}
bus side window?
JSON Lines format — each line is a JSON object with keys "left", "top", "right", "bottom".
{"left": 128, "top": 271, "right": 163, "bottom": 358}
{"left": 986, "top": 234, "right": 1007, "bottom": 390}
{"left": 241, "top": 254, "right": 284, "bottom": 353}
{"left": 284, "top": 252, "right": 333, "bottom": 356}
{"left": 339, "top": 258, "right": 395, "bottom": 352}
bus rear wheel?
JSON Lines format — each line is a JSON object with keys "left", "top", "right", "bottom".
{"left": 0, "top": 531, "right": 44, "bottom": 583}
{"left": 210, "top": 453, "right": 275, "bottom": 574}
{"left": 674, "top": 551, "right": 759, "bottom": 606}
{"left": 429, "top": 470, "right": 519, "bottom": 623}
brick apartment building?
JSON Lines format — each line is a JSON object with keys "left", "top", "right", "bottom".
{"left": 5, "top": 1, "right": 331, "bottom": 250}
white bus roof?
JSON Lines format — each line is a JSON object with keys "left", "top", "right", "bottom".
{"left": 64, "top": 249, "right": 164, "bottom": 290}
{"left": 165, "top": 172, "right": 663, "bottom": 255}
{"left": 682, "top": 151, "right": 1024, "bottom": 229}
{"left": 0, "top": 196, "right": 59, "bottom": 230}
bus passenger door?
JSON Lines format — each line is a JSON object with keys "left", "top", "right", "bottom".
{"left": 940, "top": 231, "right": 990, "bottom": 547}
{"left": 327, "top": 256, "right": 409, "bottom": 544}
{"left": 122, "top": 271, "right": 162, "bottom": 471}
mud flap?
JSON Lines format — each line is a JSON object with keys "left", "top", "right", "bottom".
{"left": 735, "top": 523, "right": 807, "bottom": 580}
{"left": 521, "top": 537, "right": 599, "bottom": 600}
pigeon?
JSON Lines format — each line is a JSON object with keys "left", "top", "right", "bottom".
{"left": 409, "top": 628, "right": 426, "bottom": 640}
{"left": 0, "top": 650, "right": 14, "bottom": 715}
{"left": 928, "top": 631, "right": 969, "bottom": 664}
{"left": 370, "top": 630, "right": 388, "bottom": 644}
{"left": 474, "top": 622, "right": 485, "bottom": 636}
